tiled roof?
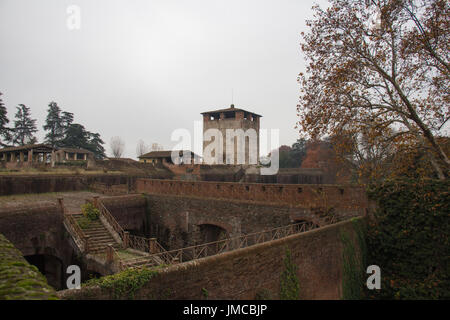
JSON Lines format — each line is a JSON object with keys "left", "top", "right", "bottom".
{"left": 201, "top": 105, "right": 262, "bottom": 117}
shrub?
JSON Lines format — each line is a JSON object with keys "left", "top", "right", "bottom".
{"left": 81, "top": 203, "right": 100, "bottom": 221}
{"left": 279, "top": 247, "right": 300, "bottom": 300}
{"left": 366, "top": 179, "right": 450, "bottom": 299}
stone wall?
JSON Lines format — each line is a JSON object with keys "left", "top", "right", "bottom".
{"left": 144, "top": 193, "right": 362, "bottom": 251}
{"left": 0, "top": 201, "right": 75, "bottom": 289}
{"left": 0, "top": 174, "right": 136, "bottom": 196}
{"left": 0, "top": 233, "right": 58, "bottom": 300}
{"left": 0, "top": 201, "right": 65, "bottom": 257}
{"left": 58, "top": 217, "right": 366, "bottom": 300}
{"left": 137, "top": 179, "right": 368, "bottom": 213}
{"left": 99, "top": 195, "right": 148, "bottom": 236}
{"left": 138, "top": 179, "right": 368, "bottom": 251}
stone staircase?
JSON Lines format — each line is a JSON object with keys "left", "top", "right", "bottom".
{"left": 69, "top": 212, "right": 169, "bottom": 270}
{"left": 61, "top": 196, "right": 173, "bottom": 272}
{"left": 72, "top": 214, "right": 121, "bottom": 254}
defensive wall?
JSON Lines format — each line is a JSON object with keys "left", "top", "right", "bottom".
{"left": 58, "top": 217, "right": 367, "bottom": 300}
{"left": 0, "top": 174, "right": 136, "bottom": 196}
{"left": 0, "top": 177, "right": 370, "bottom": 295}
{"left": 0, "top": 201, "right": 75, "bottom": 289}
{"left": 135, "top": 179, "right": 369, "bottom": 250}
{"left": 136, "top": 179, "right": 367, "bottom": 209}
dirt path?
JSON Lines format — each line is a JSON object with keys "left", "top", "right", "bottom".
{"left": 0, "top": 191, "right": 103, "bottom": 214}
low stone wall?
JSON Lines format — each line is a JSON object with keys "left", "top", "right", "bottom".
{"left": 0, "top": 233, "right": 58, "bottom": 299}
{"left": 99, "top": 195, "right": 148, "bottom": 236}
{"left": 137, "top": 179, "right": 368, "bottom": 213}
{"left": 58, "top": 217, "right": 366, "bottom": 300}
{"left": 0, "top": 174, "right": 136, "bottom": 196}
{"left": 144, "top": 193, "right": 362, "bottom": 250}
{"left": 0, "top": 201, "right": 65, "bottom": 257}
{"left": 0, "top": 201, "right": 76, "bottom": 289}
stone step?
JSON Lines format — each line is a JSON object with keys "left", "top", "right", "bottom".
{"left": 77, "top": 223, "right": 104, "bottom": 228}
{"left": 87, "top": 238, "right": 116, "bottom": 243}
{"left": 92, "top": 241, "right": 118, "bottom": 246}
{"left": 80, "top": 224, "right": 104, "bottom": 228}
{"left": 84, "top": 231, "right": 111, "bottom": 235}
{"left": 90, "top": 237, "right": 117, "bottom": 243}
{"left": 83, "top": 230, "right": 108, "bottom": 234}
{"left": 84, "top": 233, "right": 111, "bottom": 238}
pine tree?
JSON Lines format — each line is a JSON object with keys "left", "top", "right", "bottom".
{"left": 61, "top": 123, "right": 106, "bottom": 159}
{"left": 0, "top": 92, "right": 11, "bottom": 147}
{"left": 61, "top": 111, "right": 74, "bottom": 131}
{"left": 11, "top": 104, "right": 38, "bottom": 146}
{"left": 43, "top": 103, "right": 76, "bottom": 147}
{"left": 87, "top": 132, "right": 106, "bottom": 159}
{"left": 43, "top": 102, "right": 63, "bottom": 147}
{"left": 61, "top": 123, "right": 90, "bottom": 149}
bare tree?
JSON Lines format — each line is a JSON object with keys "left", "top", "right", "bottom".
{"left": 136, "top": 139, "right": 150, "bottom": 157}
{"left": 110, "top": 136, "right": 125, "bottom": 158}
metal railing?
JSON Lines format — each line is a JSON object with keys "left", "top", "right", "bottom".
{"left": 63, "top": 213, "right": 90, "bottom": 253}
{"left": 95, "top": 199, "right": 170, "bottom": 264}
{"left": 97, "top": 201, "right": 125, "bottom": 241}
{"left": 121, "top": 221, "right": 319, "bottom": 269}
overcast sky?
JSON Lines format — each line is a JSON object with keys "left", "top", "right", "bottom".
{"left": 0, "top": 0, "right": 329, "bottom": 158}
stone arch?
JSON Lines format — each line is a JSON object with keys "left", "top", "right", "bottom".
{"left": 196, "top": 221, "right": 232, "bottom": 244}
{"left": 24, "top": 253, "right": 64, "bottom": 290}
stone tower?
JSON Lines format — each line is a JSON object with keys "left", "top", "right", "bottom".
{"left": 201, "top": 104, "right": 262, "bottom": 165}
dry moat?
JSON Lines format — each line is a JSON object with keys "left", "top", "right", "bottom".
{"left": 0, "top": 174, "right": 369, "bottom": 300}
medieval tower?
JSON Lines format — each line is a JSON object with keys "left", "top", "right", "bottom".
{"left": 202, "top": 104, "right": 262, "bottom": 165}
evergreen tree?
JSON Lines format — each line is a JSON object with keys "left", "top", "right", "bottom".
{"left": 61, "top": 123, "right": 90, "bottom": 149}
{"left": 43, "top": 103, "right": 75, "bottom": 147}
{"left": 10, "top": 104, "right": 37, "bottom": 146}
{"left": 0, "top": 92, "right": 11, "bottom": 147}
{"left": 61, "top": 111, "right": 74, "bottom": 131}
{"left": 87, "top": 132, "right": 106, "bottom": 160}
{"left": 43, "top": 102, "right": 63, "bottom": 147}
{"left": 61, "top": 123, "right": 106, "bottom": 159}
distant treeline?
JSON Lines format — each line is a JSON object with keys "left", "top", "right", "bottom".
{"left": 0, "top": 92, "right": 105, "bottom": 159}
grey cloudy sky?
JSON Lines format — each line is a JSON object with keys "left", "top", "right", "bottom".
{"left": 0, "top": 0, "right": 328, "bottom": 158}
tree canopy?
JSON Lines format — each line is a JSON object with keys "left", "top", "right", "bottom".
{"left": 62, "top": 123, "right": 106, "bottom": 159}
{"left": 10, "top": 104, "right": 37, "bottom": 146}
{"left": 0, "top": 92, "right": 10, "bottom": 147}
{"left": 278, "top": 139, "right": 308, "bottom": 168}
{"left": 297, "top": 0, "right": 449, "bottom": 180}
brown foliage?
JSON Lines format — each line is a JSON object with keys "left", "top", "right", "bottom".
{"left": 297, "top": 0, "right": 449, "bottom": 180}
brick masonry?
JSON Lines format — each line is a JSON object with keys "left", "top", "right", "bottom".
{"left": 58, "top": 217, "right": 366, "bottom": 300}
{"left": 0, "top": 174, "right": 137, "bottom": 196}
{"left": 136, "top": 178, "right": 369, "bottom": 212}
{"left": 137, "top": 179, "right": 369, "bottom": 250}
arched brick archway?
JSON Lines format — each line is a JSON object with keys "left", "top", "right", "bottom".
{"left": 197, "top": 220, "right": 233, "bottom": 234}
{"left": 197, "top": 221, "right": 232, "bottom": 244}
{"left": 24, "top": 253, "right": 64, "bottom": 290}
